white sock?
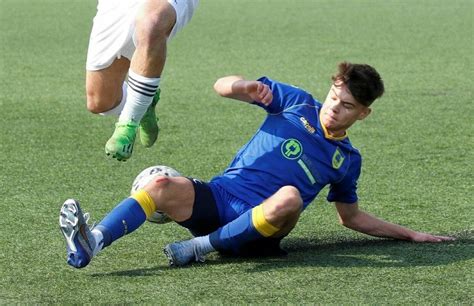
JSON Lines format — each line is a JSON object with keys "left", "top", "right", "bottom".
{"left": 118, "top": 69, "right": 160, "bottom": 123}
{"left": 100, "top": 82, "right": 128, "bottom": 117}
{"left": 91, "top": 229, "right": 104, "bottom": 256}
{"left": 194, "top": 235, "right": 215, "bottom": 255}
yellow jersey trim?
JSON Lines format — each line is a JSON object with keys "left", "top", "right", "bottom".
{"left": 131, "top": 190, "right": 156, "bottom": 219}
{"left": 318, "top": 112, "right": 348, "bottom": 141}
{"left": 251, "top": 205, "right": 279, "bottom": 237}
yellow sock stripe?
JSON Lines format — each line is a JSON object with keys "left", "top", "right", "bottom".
{"left": 131, "top": 190, "right": 156, "bottom": 219}
{"left": 251, "top": 205, "right": 280, "bottom": 237}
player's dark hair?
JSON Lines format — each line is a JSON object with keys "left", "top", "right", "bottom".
{"left": 332, "top": 62, "right": 384, "bottom": 107}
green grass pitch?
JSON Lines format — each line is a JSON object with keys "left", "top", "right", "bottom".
{"left": 0, "top": 0, "right": 472, "bottom": 303}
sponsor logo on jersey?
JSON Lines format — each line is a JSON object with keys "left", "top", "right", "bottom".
{"left": 299, "top": 117, "right": 315, "bottom": 134}
{"left": 281, "top": 138, "right": 303, "bottom": 160}
{"left": 332, "top": 147, "right": 345, "bottom": 169}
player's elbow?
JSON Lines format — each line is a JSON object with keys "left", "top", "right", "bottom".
{"left": 338, "top": 216, "right": 353, "bottom": 228}
{"left": 338, "top": 211, "right": 365, "bottom": 232}
{"left": 335, "top": 202, "right": 360, "bottom": 228}
{"left": 213, "top": 78, "right": 228, "bottom": 97}
{"left": 213, "top": 75, "right": 245, "bottom": 98}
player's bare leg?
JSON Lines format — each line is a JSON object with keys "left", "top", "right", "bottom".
{"left": 106, "top": 0, "right": 176, "bottom": 160}
{"left": 85, "top": 57, "right": 140, "bottom": 161}
{"left": 86, "top": 57, "right": 130, "bottom": 114}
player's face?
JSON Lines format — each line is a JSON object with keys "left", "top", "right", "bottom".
{"left": 320, "top": 81, "right": 371, "bottom": 137}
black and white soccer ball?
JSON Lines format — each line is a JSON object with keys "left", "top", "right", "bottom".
{"left": 130, "top": 165, "right": 182, "bottom": 224}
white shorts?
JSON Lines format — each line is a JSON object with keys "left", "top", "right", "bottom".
{"left": 86, "top": 0, "right": 199, "bottom": 71}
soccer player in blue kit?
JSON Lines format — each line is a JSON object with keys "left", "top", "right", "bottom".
{"left": 59, "top": 62, "right": 454, "bottom": 268}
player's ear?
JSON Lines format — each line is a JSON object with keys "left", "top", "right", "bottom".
{"left": 357, "top": 107, "right": 371, "bottom": 120}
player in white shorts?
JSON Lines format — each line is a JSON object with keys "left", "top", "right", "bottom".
{"left": 86, "top": 0, "right": 199, "bottom": 161}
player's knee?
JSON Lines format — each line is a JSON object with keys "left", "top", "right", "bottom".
{"left": 273, "top": 186, "right": 303, "bottom": 217}
{"left": 145, "top": 176, "right": 171, "bottom": 192}
{"left": 142, "top": 176, "right": 193, "bottom": 220}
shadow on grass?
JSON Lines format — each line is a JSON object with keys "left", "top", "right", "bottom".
{"left": 90, "top": 266, "right": 169, "bottom": 278}
{"left": 90, "top": 229, "right": 473, "bottom": 277}
{"left": 238, "top": 229, "right": 474, "bottom": 272}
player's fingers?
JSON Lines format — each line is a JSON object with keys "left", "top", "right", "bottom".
{"left": 428, "top": 235, "right": 455, "bottom": 243}
{"left": 261, "top": 89, "right": 273, "bottom": 105}
{"left": 258, "top": 84, "right": 269, "bottom": 98}
{"left": 437, "top": 235, "right": 456, "bottom": 241}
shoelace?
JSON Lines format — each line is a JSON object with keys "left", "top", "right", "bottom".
{"left": 193, "top": 244, "right": 205, "bottom": 262}
{"left": 83, "top": 212, "right": 96, "bottom": 229}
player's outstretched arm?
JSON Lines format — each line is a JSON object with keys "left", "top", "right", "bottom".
{"left": 335, "top": 202, "right": 455, "bottom": 242}
{"left": 214, "top": 75, "right": 272, "bottom": 105}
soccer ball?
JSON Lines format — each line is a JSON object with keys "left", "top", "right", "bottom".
{"left": 130, "top": 165, "right": 182, "bottom": 224}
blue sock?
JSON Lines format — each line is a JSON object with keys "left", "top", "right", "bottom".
{"left": 209, "top": 206, "right": 279, "bottom": 254}
{"left": 94, "top": 198, "right": 147, "bottom": 248}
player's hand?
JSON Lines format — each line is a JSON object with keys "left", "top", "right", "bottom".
{"left": 247, "top": 81, "right": 272, "bottom": 106}
{"left": 411, "top": 232, "right": 456, "bottom": 243}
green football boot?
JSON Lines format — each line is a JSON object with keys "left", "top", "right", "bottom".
{"left": 139, "top": 89, "right": 161, "bottom": 148}
{"left": 105, "top": 120, "right": 139, "bottom": 161}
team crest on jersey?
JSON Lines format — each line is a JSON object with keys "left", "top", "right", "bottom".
{"left": 332, "top": 147, "right": 345, "bottom": 169}
{"left": 299, "top": 117, "right": 315, "bottom": 134}
{"left": 281, "top": 138, "right": 303, "bottom": 160}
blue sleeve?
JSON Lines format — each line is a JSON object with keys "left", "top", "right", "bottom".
{"left": 254, "top": 77, "right": 314, "bottom": 114}
{"left": 326, "top": 154, "right": 361, "bottom": 204}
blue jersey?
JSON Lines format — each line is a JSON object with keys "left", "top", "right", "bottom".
{"left": 211, "top": 77, "right": 362, "bottom": 209}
